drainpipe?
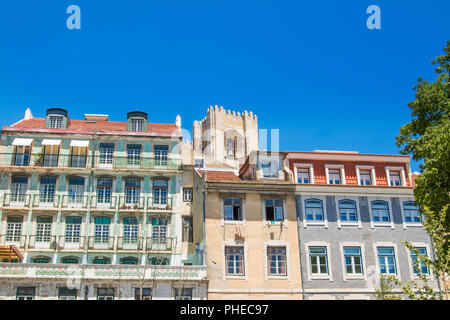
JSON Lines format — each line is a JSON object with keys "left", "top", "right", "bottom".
{"left": 295, "top": 195, "right": 306, "bottom": 300}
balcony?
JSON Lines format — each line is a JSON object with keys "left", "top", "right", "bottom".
{"left": 31, "top": 194, "right": 60, "bottom": 209}
{"left": 3, "top": 153, "right": 182, "bottom": 171}
{"left": 28, "top": 235, "right": 58, "bottom": 250}
{"left": 2, "top": 193, "right": 31, "bottom": 208}
{"left": 118, "top": 196, "right": 145, "bottom": 211}
{"left": 116, "top": 237, "right": 143, "bottom": 250}
{"left": 58, "top": 235, "right": 86, "bottom": 250}
{"left": 90, "top": 196, "right": 118, "bottom": 210}
{"left": 61, "top": 195, "right": 89, "bottom": 209}
{"left": 0, "top": 263, "right": 207, "bottom": 281}
{"left": 87, "top": 236, "right": 115, "bottom": 250}
{"left": 147, "top": 196, "right": 173, "bottom": 211}
{"left": 0, "top": 235, "right": 27, "bottom": 249}
{"left": 146, "top": 237, "right": 174, "bottom": 252}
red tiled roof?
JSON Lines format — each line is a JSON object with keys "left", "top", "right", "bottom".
{"left": 198, "top": 170, "right": 243, "bottom": 182}
{"left": 2, "top": 118, "right": 181, "bottom": 138}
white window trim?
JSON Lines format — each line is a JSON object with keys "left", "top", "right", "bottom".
{"left": 302, "top": 195, "right": 328, "bottom": 229}
{"left": 304, "top": 241, "right": 333, "bottom": 281}
{"left": 406, "top": 242, "right": 434, "bottom": 281}
{"left": 385, "top": 166, "right": 407, "bottom": 187}
{"left": 183, "top": 187, "right": 193, "bottom": 202}
{"left": 355, "top": 165, "right": 377, "bottom": 186}
{"left": 335, "top": 196, "right": 362, "bottom": 229}
{"left": 325, "top": 164, "right": 346, "bottom": 185}
{"left": 339, "top": 242, "right": 367, "bottom": 281}
{"left": 262, "top": 197, "right": 288, "bottom": 227}
{"left": 374, "top": 242, "right": 402, "bottom": 281}
{"left": 264, "top": 241, "right": 290, "bottom": 281}
{"left": 399, "top": 198, "right": 423, "bottom": 229}
{"left": 222, "top": 241, "right": 248, "bottom": 281}
{"left": 368, "top": 197, "right": 395, "bottom": 230}
{"left": 220, "top": 196, "right": 246, "bottom": 226}
{"left": 293, "top": 163, "right": 314, "bottom": 184}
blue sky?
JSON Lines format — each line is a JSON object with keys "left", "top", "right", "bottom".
{"left": 0, "top": 1, "right": 449, "bottom": 172}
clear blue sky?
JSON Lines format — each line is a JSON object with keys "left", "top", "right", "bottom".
{"left": 0, "top": 1, "right": 449, "bottom": 172}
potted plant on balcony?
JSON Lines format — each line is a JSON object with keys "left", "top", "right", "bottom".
{"left": 34, "top": 153, "right": 43, "bottom": 166}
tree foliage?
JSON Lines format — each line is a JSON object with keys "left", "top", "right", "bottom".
{"left": 395, "top": 40, "right": 450, "bottom": 299}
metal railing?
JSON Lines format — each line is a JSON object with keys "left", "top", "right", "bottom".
{"left": 2, "top": 194, "right": 31, "bottom": 208}
{"left": 87, "top": 236, "right": 115, "bottom": 250}
{"left": 118, "top": 196, "right": 145, "bottom": 210}
{"left": 28, "top": 235, "right": 58, "bottom": 250}
{"left": 61, "top": 195, "right": 89, "bottom": 209}
{"left": 116, "top": 237, "right": 144, "bottom": 250}
{"left": 146, "top": 237, "right": 173, "bottom": 251}
{"left": 3, "top": 153, "right": 182, "bottom": 170}
{"left": 90, "top": 195, "right": 118, "bottom": 210}
{"left": 0, "top": 235, "right": 27, "bottom": 248}
{"left": 58, "top": 235, "right": 86, "bottom": 250}
{"left": 31, "top": 194, "right": 60, "bottom": 209}
{"left": 147, "top": 196, "right": 173, "bottom": 211}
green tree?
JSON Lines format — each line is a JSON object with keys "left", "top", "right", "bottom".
{"left": 395, "top": 40, "right": 450, "bottom": 299}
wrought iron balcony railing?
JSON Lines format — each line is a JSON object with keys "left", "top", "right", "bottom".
{"left": 58, "top": 235, "right": 86, "bottom": 250}
{"left": 28, "top": 235, "right": 58, "bottom": 250}
{"left": 0, "top": 235, "right": 27, "bottom": 249}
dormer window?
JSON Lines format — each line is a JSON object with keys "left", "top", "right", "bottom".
{"left": 49, "top": 116, "right": 63, "bottom": 129}
{"left": 130, "top": 119, "right": 144, "bottom": 132}
{"left": 325, "top": 165, "right": 345, "bottom": 185}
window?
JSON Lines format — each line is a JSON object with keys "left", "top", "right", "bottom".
{"left": 61, "top": 256, "right": 80, "bottom": 264}
{"left": 99, "top": 143, "right": 114, "bottom": 165}
{"left": 411, "top": 247, "right": 429, "bottom": 275}
{"left": 403, "top": 202, "right": 422, "bottom": 223}
{"left": 32, "top": 256, "right": 50, "bottom": 264}
{"left": 16, "top": 287, "right": 35, "bottom": 300}
{"left": 309, "top": 246, "right": 328, "bottom": 275}
{"left": 35, "top": 216, "right": 52, "bottom": 243}
{"left": 70, "top": 146, "right": 87, "bottom": 168}
{"left": 125, "top": 178, "right": 141, "bottom": 205}
{"left": 296, "top": 167, "right": 310, "bottom": 184}
{"left": 371, "top": 201, "right": 390, "bottom": 223}
{"left": 182, "top": 217, "right": 193, "bottom": 242}
{"left": 153, "top": 179, "right": 168, "bottom": 205}
{"left": 343, "top": 247, "right": 363, "bottom": 275}
{"left": 94, "top": 217, "right": 111, "bottom": 243}
{"left": 39, "top": 176, "right": 56, "bottom": 204}
{"left": 59, "top": 287, "right": 77, "bottom": 300}
{"left": 154, "top": 145, "right": 169, "bottom": 166}
{"left": 339, "top": 200, "right": 357, "bottom": 222}
{"left": 68, "top": 177, "right": 85, "bottom": 205}
{"left": 149, "top": 257, "right": 169, "bottom": 265}
{"left": 120, "top": 257, "right": 138, "bottom": 265}
{"left": 151, "top": 217, "right": 168, "bottom": 244}
{"left": 328, "top": 168, "right": 342, "bottom": 185}
{"left": 49, "top": 115, "right": 63, "bottom": 128}
{"left": 261, "top": 161, "right": 278, "bottom": 178}
{"left": 127, "top": 144, "right": 142, "bottom": 166}
{"left": 267, "top": 247, "right": 287, "bottom": 276}
{"left": 42, "top": 144, "right": 59, "bottom": 167}
{"left": 13, "top": 146, "right": 31, "bottom": 166}
{"left": 377, "top": 247, "right": 397, "bottom": 274}
{"left": 359, "top": 170, "right": 372, "bottom": 186}
{"left": 6, "top": 216, "right": 23, "bottom": 242}
{"left": 135, "top": 288, "right": 152, "bottom": 300}
{"left": 123, "top": 217, "right": 138, "bottom": 244}
{"left": 389, "top": 170, "right": 402, "bottom": 186}
{"left": 97, "top": 177, "right": 112, "bottom": 205}
{"left": 225, "top": 246, "right": 245, "bottom": 276}
{"left": 174, "top": 288, "right": 193, "bottom": 300}
{"left": 65, "top": 216, "right": 81, "bottom": 243}
{"left": 97, "top": 288, "right": 114, "bottom": 300}
{"left": 130, "top": 119, "right": 144, "bottom": 132}
{"left": 305, "top": 199, "right": 324, "bottom": 222}
{"left": 183, "top": 188, "right": 193, "bottom": 202}
{"left": 93, "top": 256, "right": 111, "bottom": 265}
{"left": 10, "top": 175, "right": 28, "bottom": 203}
{"left": 224, "top": 197, "right": 242, "bottom": 221}
{"left": 265, "top": 199, "right": 284, "bottom": 222}
{"left": 194, "top": 158, "right": 204, "bottom": 169}
{"left": 226, "top": 137, "right": 236, "bottom": 158}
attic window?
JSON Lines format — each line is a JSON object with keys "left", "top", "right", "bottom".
{"left": 49, "top": 116, "right": 63, "bottom": 129}
{"left": 130, "top": 119, "right": 144, "bottom": 132}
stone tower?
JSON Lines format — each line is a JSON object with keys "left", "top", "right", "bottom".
{"left": 193, "top": 105, "right": 258, "bottom": 169}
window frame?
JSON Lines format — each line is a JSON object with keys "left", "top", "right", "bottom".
{"left": 385, "top": 166, "right": 407, "bottom": 187}
{"left": 369, "top": 199, "right": 394, "bottom": 229}
{"left": 325, "top": 164, "right": 346, "bottom": 185}
{"left": 336, "top": 198, "right": 361, "bottom": 229}
{"left": 355, "top": 165, "right": 377, "bottom": 186}
{"left": 221, "top": 196, "right": 245, "bottom": 224}
{"left": 305, "top": 242, "right": 332, "bottom": 281}
{"left": 223, "top": 244, "right": 246, "bottom": 278}
{"left": 339, "top": 243, "right": 366, "bottom": 280}
{"left": 293, "top": 163, "right": 314, "bottom": 184}
{"left": 303, "top": 197, "right": 328, "bottom": 228}
{"left": 401, "top": 200, "right": 423, "bottom": 228}
{"left": 16, "top": 286, "right": 36, "bottom": 300}
{"left": 263, "top": 198, "right": 286, "bottom": 225}
{"left": 374, "top": 243, "right": 401, "bottom": 280}
{"left": 264, "top": 242, "right": 290, "bottom": 280}
{"left": 183, "top": 188, "right": 193, "bottom": 202}
{"left": 406, "top": 242, "right": 433, "bottom": 280}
